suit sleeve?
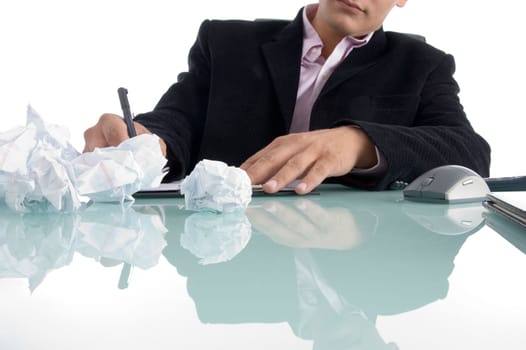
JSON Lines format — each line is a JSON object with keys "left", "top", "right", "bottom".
{"left": 343, "top": 54, "right": 491, "bottom": 190}
{"left": 134, "top": 21, "right": 212, "bottom": 181}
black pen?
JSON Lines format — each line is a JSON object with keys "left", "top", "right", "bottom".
{"left": 116, "top": 87, "right": 135, "bottom": 290}
{"left": 118, "top": 87, "right": 137, "bottom": 137}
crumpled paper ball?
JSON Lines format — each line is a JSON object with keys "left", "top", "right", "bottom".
{"left": 0, "top": 106, "right": 81, "bottom": 212}
{"left": 0, "top": 106, "right": 167, "bottom": 212}
{"left": 180, "top": 159, "right": 252, "bottom": 213}
{"left": 72, "top": 134, "right": 166, "bottom": 203}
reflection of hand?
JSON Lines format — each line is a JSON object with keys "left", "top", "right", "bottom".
{"left": 83, "top": 113, "right": 166, "bottom": 155}
{"left": 246, "top": 199, "right": 362, "bottom": 250}
{"left": 240, "top": 127, "right": 377, "bottom": 194}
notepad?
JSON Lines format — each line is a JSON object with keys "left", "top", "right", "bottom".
{"left": 133, "top": 181, "right": 182, "bottom": 198}
{"left": 484, "top": 191, "right": 526, "bottom": 228}
{"left": 133, "top": 180, "right": 319, "bottom": 198}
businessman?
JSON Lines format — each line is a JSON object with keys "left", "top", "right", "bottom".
{"left": 83, "top": 0, "right": 491, "bottom": 194}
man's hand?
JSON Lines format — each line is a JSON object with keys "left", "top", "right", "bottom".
{"left": 83, "top": 113, "right": 167, "bottom": 156}
{"left": 240, "top": 126, "right": 377, "bottom": 194}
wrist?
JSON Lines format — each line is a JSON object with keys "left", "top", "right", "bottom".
{"left": 345, "top": 126, "right": 377, "bottom": 169}
{"left": 135, "top": 122, "right": 167, "bottom": 157}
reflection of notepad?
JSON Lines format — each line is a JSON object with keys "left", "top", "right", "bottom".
{"left": 484, "top": 192, "right": 526, "bottom": 228}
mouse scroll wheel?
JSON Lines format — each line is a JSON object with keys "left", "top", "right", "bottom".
{"left": 422, "top": 176, "right": 435, "bottom": 187}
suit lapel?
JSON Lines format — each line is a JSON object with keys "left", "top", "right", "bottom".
{"left": 320, "top": 28, "right": 388, "bottom": 98}
{"left": 261, "top": 11, "right": 304, "bottom": 130}
{"left": 261, "top": 15, "right": 388, "bottom": 128}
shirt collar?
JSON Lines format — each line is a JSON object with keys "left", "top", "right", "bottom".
{"left": 302, "top": 4, "right": 373, "bottom": 63}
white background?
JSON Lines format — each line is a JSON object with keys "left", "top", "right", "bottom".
{"left": 1, "top": 0, "right": 523, "bottom": 176}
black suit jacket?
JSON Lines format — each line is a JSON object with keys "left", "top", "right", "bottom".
{"left": 135, "top": 9, "right": 491, "bottom": 189}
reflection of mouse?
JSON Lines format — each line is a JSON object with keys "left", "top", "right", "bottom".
{"left": 401, "top": 201, "right": 486, "bottom": 235}
{"left": 403, "top": 165, "right": 490, "bottom": 203}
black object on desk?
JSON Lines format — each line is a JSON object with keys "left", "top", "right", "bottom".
{"left": 485, "top": 176, "right": 526, "bottom": 192}
{"left": 483, "top": 191, "right": 526, "bottom": 229}
{"left": 118, "top": 87, "right": 137, "bottom": 137}
{"left": 133, "top": 185, "right": 320, "bottom": 198}
{"left": 117, "top": 87, "right": 136, "bottom": 288}
{"left": 133, "top": 180, "right": 322, "bottom": 198}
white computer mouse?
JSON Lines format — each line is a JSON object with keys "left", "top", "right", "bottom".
{"left": 403, "top": 165, "right": 490, "bottom": 203}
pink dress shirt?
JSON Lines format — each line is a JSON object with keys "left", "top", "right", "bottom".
{"left": 290, "top": 4, "right": 383, "bottom": 173}
{"left": 289, "top": 4, "right": 372, "bottom": 133}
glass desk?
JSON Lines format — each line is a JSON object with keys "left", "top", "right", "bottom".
{"left": 1, "top": 185, "right": 525, "bottom": 350}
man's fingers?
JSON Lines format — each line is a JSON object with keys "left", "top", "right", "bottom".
{"left": 82, "top": 114, "right": 130, "bottom": 153}
{"left": 83, "top": 127, "right": 101, "bottom": 152}
{"left": 243, "top": 152, "right": 283, "bottom": 185}
{"left": 242, "top": 127, "right": 374, "bottom": 194}
{"left": 242, "top": 133, "right": 315, "bottom": 187}
{"left": 240, "top": 136, "right": 283, "bottom": 171}
{"left": 294, "top": 158, "right": 335, "bottom": 194}
{"left": 83, "top": 123, "right": 111, "bottom": 152}
{"left": 100, "top": 114, "right": 129, "bottom": 146}
{"left": 242, "top": 132, "right": 330, "bottom": 194}
{"left": 262, "top": 153, "right": 315, "bottom": 193}
{"left": 242, "top": 137, "right": 301, "bottom": 186}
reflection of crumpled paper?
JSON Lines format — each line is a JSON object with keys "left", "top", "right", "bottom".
{"left": 75, "top": 203, "right": 167, "bottom": 269}
{"left": 180, "top": 159, "right": 252, "bottom": 213}
{"left": 0, "top": 204, "right": 78, "bottom": 292}
{"left": 180, "top": 211, "right": 252, "bottom": 265}
{"left": 0, "top": 201, "right": 168, "bottom": 292}
{"left": 0, "top": 106, "right": 166, "bottom": 212}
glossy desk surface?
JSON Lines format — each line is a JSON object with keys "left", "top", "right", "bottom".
{"left": 1, "top": 185, "right": 526, "bottom": 350}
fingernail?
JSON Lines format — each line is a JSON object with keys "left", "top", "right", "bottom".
{"left": 264, "top": 179, "right": 278, "bottom": 191}
{"left": 296, "top": 182, "right": 308, "bottom": 193}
